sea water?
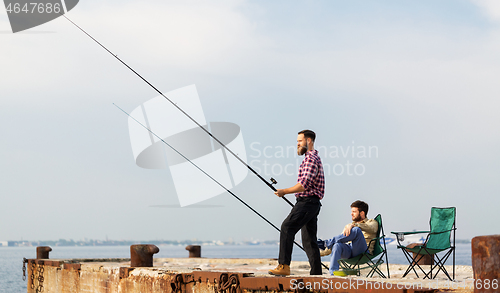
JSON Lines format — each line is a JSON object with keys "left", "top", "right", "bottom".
{"left": 0, "top": 244, "right": 472, "bottom": 293}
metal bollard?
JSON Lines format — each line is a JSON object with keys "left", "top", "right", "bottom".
{"left": 36, "top": 246, "right": 52, "bottom": 259}
{"left": 472, "top": 235, "right": 500, "bottom": 293}
{"left": 130, "top": 244, "right": 159, "bottom": 267}
{"left": 185, "top": 245, "right": 201, "bottom": 258}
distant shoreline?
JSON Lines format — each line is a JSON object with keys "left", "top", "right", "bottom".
{"left": 0, "top": 238, "right": 471, "bottom": 247}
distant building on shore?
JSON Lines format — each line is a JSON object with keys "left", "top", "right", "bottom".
{"left": 0, "top": 241, "right": 8, "bottom": 247}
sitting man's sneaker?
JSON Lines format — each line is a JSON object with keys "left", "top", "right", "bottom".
{"left": 320, "top": 247, "right": 332, "bottom": 257}
{"left": 317, "top": 239, "right": 326, "bottom": 250}
{"left": 333, "top": 270, "right": 348, "bottom": 277}
{"left": 268, "top": 264, "right": 290, "bottom": 276}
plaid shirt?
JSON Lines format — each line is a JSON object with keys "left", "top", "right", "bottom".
{"left": 296, "top": 149, "right": 325, "bottom": 199}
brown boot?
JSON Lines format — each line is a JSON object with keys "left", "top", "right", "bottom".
{"left": 268, "top": 264, "right": 290, "bottom": 276}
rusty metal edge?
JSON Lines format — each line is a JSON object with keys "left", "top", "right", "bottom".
{"left": 176, "top": 272, "right": 439, "bottom": 293}
{"left": 28, "top": 259, "right": 62, "bottom": 267}
{"left": 23, "top": 259, "right": 456, "bottom": 293}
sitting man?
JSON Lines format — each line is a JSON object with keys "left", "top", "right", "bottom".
{"left": 318, "top": 200, "right": 378, "bottom": 275}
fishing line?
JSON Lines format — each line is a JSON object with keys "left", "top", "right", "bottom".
{"left": 114, "top": 103, "right": 328, "bottom": 268}
{"left": 62, "top": 14, "right": 295, "bottom": 208}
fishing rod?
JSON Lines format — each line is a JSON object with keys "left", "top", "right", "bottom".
{"left": 64, "top": 14, "right": 327, "bottom": 270}
{"left": 62, "top": 15, "right": 295, "bottom": 208}
{"left": 114, "top": 103, "right": 329, "bottom": 270}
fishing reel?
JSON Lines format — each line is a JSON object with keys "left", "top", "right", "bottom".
{"left": 270, "top": 178, "right": 278, "bottom": 185}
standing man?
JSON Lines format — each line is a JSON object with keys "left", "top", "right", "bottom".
{"left": 269, "top": 130, "right": 325, "bottom": 276}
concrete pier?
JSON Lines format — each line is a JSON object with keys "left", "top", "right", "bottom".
{"left": 25, "top": 257, "right": 475, "bottom": 293}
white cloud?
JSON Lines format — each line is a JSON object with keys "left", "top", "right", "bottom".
{"left": 265, "top": 19, "right": 500, "bottom": 158}
{"left": 0, "top": 0, "right": 275, "bottom": 108}
{"left": 77, "top": 1, "right": 270, "bottom": 72}
{"left": 471, "top": 0, "right": 500, "bottom": 22}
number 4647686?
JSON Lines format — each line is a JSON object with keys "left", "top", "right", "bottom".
{"left": 5, "top": 2, "right": 61, "bottom": 14}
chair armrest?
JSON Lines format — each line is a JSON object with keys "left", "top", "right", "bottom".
{"left": 391, "top": 231, "right": 430, "bottom": 235}
{"left": 428, "top": 228, "right": 456, "bottom": 235}
{"left": 391, "top": 231, "right": 430, "bottom": 247}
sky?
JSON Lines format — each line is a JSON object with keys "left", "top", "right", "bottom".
{"left": 1, "top": 0, "right": 499, "bottom": 243}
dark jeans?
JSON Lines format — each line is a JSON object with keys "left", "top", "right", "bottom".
{"left": 279, "top": 197, "right": 322, "bottom": 275}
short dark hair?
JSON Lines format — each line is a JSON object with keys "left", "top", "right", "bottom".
{"left": 351, "top": 200, "right": 369, "bottom": 216}
{"left": 298, "top": 130, "right": 316, "bottom": 142}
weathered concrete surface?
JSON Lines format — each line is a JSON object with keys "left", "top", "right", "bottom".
{"left": 471, "top": 235, "right": 500, "bottom": 293}
{"left": 26, "top": 258, "right": 474, "bottom": 293}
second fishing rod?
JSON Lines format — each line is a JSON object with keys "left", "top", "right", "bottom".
{"left": 62, "top": 14, "right": 294, "bottom": 208}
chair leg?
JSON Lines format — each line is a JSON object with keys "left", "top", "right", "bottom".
{"left": 366, "top": 259, "right": 378, "bottom": 278}
{"left": 406, "top": 251, "right": 433, "bottom": 279}
{"left": 338, "top": 259, "right": 355, "bottom": 271}
{"left": 340, "top": 256, "right": 365, "bottom": 275}
{"left": 424, "top": 258, "right": 434, "bottom": 280}
{"left": 384, "top": 252, "right": 390, "bottom": 278}
{"left": 367, "top": 258, "right": 386, "bottom": 278}
{"left": 453, "top": 225, "right": 456, "bottom": 281}
{"left": 401, "top": 249, "right": 417, "bottom": 277}
{"left": 422, "top": 253, "right": 434, "bottom": 280}
{"left": 413, "top": 254, "right": 430, "bottom": 278}
{"left": 431, "top": 249, "right": 454, "bottom": 281}
{"left": 402, "top": 249, "right": 429, "bottom": 278}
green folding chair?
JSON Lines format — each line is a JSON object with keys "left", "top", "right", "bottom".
{"left": 338, "top": 214, "right": 390, "bottom": 278}
{"left": 391, "top": 207, "right": 456, "bottom": 281}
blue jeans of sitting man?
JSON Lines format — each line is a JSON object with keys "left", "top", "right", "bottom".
{"left": 323, "top": 227, "right": 367, "bottom": 275}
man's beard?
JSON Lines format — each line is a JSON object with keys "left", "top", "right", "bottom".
{"left": 297, "top": 144, "right": 308, "bottom": 156}
{"left": 352, "top": 214, "right": 362, "bottom": 222}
